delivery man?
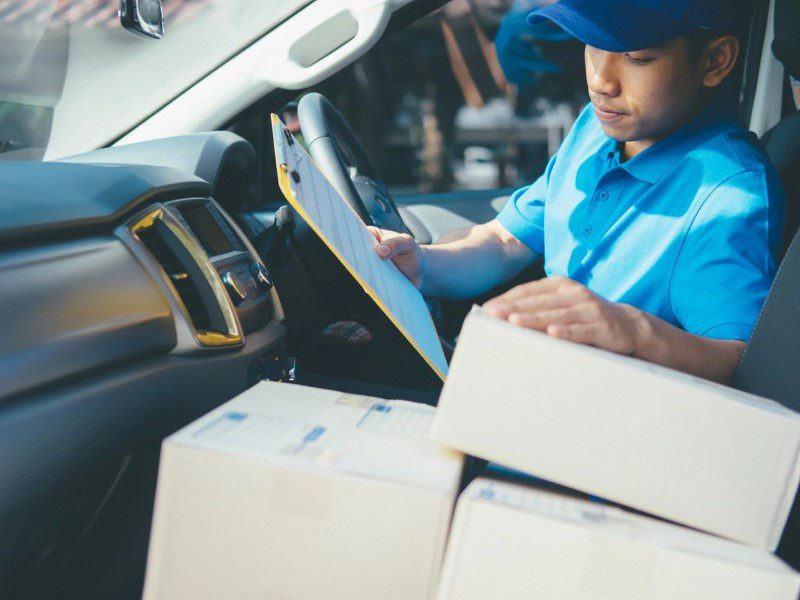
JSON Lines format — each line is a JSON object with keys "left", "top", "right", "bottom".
{"left": 371, "top": 0, "right": 784, "bottom": 384}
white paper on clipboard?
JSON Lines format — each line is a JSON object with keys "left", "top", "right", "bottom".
{"left": 271, "top": 114, "right": 448, "bottom": 381}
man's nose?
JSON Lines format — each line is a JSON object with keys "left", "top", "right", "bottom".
{"left": 587, "top": 51, "right": 621, "bottom": 98}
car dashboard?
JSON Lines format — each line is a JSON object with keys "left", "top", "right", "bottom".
{"left": 0, "top": 132, "right": 290, "bottom": 590}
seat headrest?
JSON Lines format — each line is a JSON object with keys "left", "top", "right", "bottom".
{"left": 773, "top": 0, "right": 800, "bottom": 79}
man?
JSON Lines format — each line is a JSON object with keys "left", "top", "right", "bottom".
{"left": 372, "top": 0, "right": 784, "bottom": 383}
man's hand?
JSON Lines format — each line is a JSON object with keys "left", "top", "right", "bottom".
{"left": 483, "top": 276, "right": 647, "bottom": 355}
{"left": 482, "top": 275, "right": 746, "bottom": 383}
{"left": 368, "top": 227, "right": 426, "bottom": 289}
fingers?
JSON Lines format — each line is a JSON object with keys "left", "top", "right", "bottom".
{"left": 484, "top": 288, "right": 587, "bottom": 319}
{"left": 482, "top": 276, "right": 606, "bottom": 341}
{"left": 375, "top": 232, "right": 418, "bottom": 260}
{"left": 366, "top": 226, "right": 383, "bottom": 243}
{"left": 506, "top": 303, "right": 599, "bottom": 330}
{"left": 546, "top": 323, "right": 603, "bottom": 345}
{"left": 485, "top": 277, "right": 586, "bottom": 315}
{"left": 493, "top": 276, "right": 574, "bottom": 303}
{"left": 481, "top": 276, "right": 639, "bottom": 354}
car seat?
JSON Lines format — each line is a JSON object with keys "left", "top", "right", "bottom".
{"left": 730, "top": 0, "right": 800, "bottom": 569}
{"left": 732, "top": 0, "right": 800, "bottom": 411}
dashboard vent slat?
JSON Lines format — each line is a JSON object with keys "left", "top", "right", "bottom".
{"left": 136, "top": 224, "right": 212, "bottom": 331}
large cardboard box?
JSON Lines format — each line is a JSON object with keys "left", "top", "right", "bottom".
{"left": 432, "top": 309, "right": 800, "bottom": 549}
{"left": 437, "top": 478, "right": 800, "bottom": 600}
{"left": 144, "top": 381, "right": 463, "bottom": 600}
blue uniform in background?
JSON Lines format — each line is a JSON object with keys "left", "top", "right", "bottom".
{"left": 496, "top": 101, "right": 784, "bottom": 341}
{"left": 495, "top": 0, "right": 573, "bottom": 87}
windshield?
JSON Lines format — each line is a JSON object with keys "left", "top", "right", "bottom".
{"left": 0, "top": 0, "right": 311, "bottom": 161}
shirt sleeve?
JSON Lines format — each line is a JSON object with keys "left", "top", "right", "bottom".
{"left": 495, "top": 152, "right": 557, "bottom": 254}
{"left": 669, "top": 169, "right": 782, "bottom": 341}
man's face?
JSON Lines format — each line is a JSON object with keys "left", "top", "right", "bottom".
{"left": 584, "top": 38, "right": 706, "bottom": 144}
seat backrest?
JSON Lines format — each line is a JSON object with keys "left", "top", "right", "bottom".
{"left": 763, "top": 0, "right": 800, "bottom": 256}
{"left": 761, "top": 110, "right": 800, "bottom": 256}
{"left": 732, "top": 227, "right": 800, "bottom": 407}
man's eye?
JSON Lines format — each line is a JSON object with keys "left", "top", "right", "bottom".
{"left": 625, "top": 54, "right": 654, "bottom": 65}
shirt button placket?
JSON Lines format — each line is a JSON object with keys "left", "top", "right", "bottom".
{"left": 598, "top": 190, "right": 609, "bottom": 201}
{"left": 583, "top": 224, "right": 592, "bottom": 237}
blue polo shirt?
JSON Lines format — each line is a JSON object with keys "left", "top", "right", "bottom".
{"left": 496, "top": 101, "right": 784, "bottom": 341}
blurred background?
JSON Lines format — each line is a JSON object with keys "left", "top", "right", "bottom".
{"left": 307, "top": 0, "right": 588, "bottom": 194}
{"left": 1, "top": 0, "right": 588, "bottom": 191}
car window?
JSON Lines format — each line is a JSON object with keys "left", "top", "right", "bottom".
{"left": 0, "top": 0, "right": 312, "bottom": 160}
{"left": 306, "top": 0, "right": 588, "bottom": 195}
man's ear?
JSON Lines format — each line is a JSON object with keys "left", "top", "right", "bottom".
{"left": 701, "top": 35, "right": 740, "bottom": 89}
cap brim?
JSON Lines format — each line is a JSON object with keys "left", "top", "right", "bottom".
{"left": 528, "top": 0, "right": 694, "bottom": 52}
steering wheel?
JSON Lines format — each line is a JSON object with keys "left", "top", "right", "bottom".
{"left": 295, "top": 93, "right": 450, "bottom": 354}
{"left": 297, "top": 93, "right": 413, "bottom": 236}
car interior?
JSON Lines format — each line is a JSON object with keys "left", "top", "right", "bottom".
{"left": 1, "top": 0, "right": 799, "bottom": 597}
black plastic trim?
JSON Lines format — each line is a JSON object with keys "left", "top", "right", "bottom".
{"left": 0, "top": 321, "right": 286, "bottom": 518}
{"left": 0, "top": 237, "right": 178, "bottom": 403}
{"left": 0, "top": 162, "right": 209, "bottom": 245}
{"left": 62, "top": 131, "right": 255, "bottom": 193}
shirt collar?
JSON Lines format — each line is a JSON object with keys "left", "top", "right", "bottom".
{"left": 605, "top": 96, "right": 738, "bottom": 185}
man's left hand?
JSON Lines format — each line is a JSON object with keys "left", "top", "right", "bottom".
{"left": 482, "top": 276, "right": 647, "bottom": 355}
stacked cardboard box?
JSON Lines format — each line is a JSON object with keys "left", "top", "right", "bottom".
{"left": 144, "top": 307, "right": 800, "bottom": 598}
{"left": 143, "top": 382, "right": 463, "bottom": 600}
{"left": 437, "top": 478, "right": 800, "bottom": 599}
{"left": 431, "top": 308, "right": 800, "bottom": 597}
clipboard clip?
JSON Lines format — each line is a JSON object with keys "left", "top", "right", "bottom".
{"left": 273, "top": 121, "right": 288, "bottom": 168}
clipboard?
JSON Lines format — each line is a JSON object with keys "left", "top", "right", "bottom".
{"left": 271, "top": 113, "right": 448, "bottom": 381}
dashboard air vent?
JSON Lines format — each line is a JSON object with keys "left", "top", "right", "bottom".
{"left": 129, "top": 205, "right": 242, "bottom": 348}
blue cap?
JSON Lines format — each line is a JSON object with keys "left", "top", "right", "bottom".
{"left": 528, "top": 0, "right": 744, "bottom": 52}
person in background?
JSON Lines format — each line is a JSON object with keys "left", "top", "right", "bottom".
{"left": 494, "top": 0, "right": 577, "bottom": 94}
{"left": 494, "top": 0, "right": 586, "bottom": 181}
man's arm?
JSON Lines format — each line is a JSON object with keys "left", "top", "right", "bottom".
{"left": 370, "top": 220, "right": 537, "bottom": 300}
{"left": 372, "top": 157, "right": 551, "bottom": 297}
{"left": 634, "top": 311, "right": 745, "bottom": 383}
{"left": 483, "top": 276, "right": 745, "bottom": 383}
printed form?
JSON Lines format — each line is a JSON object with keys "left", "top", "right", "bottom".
{"left": 271, "top": 114, "right": 448, "bottom": 380}
{"left": 178, "top": 384, "right": 458, "bottom": 491}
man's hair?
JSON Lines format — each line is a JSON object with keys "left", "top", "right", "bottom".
{"left": 682, "top": 26, "right": 748, "bottom": 105}
{"left": 684, "top": 28, "right": 734, "bottom": 58}
{"left": 683, "top": 0, "right": 753, "bottom": 58}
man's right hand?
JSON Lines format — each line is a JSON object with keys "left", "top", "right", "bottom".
{"left": 368, "top": 227, "right": 426, "bottom": 289}
{"left": 368, "top": 220, "right": 536, "bottom": 300}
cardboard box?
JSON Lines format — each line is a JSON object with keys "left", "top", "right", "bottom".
{"left": 437, "top": 478, "right": 800, "bottom": 600}
{"left": 144, "top": 381, "right": 463, "bottom": 600}
{"left": 432, "top": 309, "right": 800, "bottom": 549}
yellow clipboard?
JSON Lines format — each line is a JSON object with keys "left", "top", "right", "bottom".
{"left": 271, "top": 113, "right": 447, "bottom": 381}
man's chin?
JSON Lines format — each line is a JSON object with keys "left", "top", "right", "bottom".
{"left": 598, "top": 122, "right": 637, "bottom": 143}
